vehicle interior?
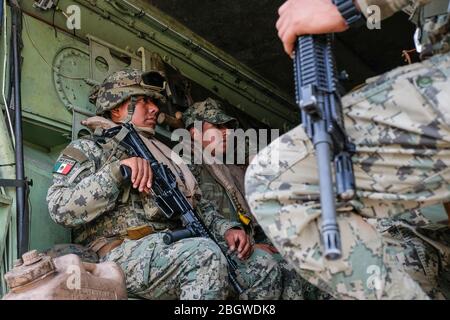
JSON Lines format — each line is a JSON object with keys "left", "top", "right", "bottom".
{"left": 0, "top": 0, "right": 447, "bottom": 297}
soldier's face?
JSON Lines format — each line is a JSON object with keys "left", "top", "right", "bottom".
{"left": 111, "top": 103, "right": 129, "bottom": 122}
{"left": 131, "top": 96, "right": 160, "bottom": 128}
{"left": 198, "top": 121, "right": 228, "bottom": 155}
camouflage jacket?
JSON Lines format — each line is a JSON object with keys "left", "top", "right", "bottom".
{"left": 189, "top": 163, "right": 271, "bottom": 245}
{"left": 356, "top": 0, "right": 450, "bottom": 56}
{"left": 46, "top": 131, "right": 240, "bottom": 246}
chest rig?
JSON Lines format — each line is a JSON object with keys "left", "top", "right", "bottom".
{"left": 91, "top": 124, "right": 171, "bottom": 230}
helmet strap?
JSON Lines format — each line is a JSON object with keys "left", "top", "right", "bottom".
{"left": 123, "top": 95, "right": 137, "bottom": 123}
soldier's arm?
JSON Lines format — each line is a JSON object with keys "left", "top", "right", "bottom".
{"left": 276, "top": 0, "right": 430, "bottom": 56}
{"left": 46, "top": 139, "right": 124, "bottom": 228}
{"left": 195, "top": 197, "right": 243, "bottom": 242}
{"left": 355, "top": 0, "right": 431, "bottom": 20}
{"left": 189, "top": 164, "right": 246, "bottom": 239}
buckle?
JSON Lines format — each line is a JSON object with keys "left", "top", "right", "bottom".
{"left": 140, "top": 71, "right": 166, "bottom": 92}
{"left": 414, "top": 28, "right": 423, "bottom": 54}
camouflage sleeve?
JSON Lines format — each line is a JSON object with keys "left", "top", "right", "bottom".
{"left": 46, "top": 139, "right": 124, "bottom": 228}
{"left": 188, "top": 164, "right": 242, "bottom": 241}
{"left": 195, "top": 197, "right": 242, "bottom": 242}
{"left": 189, "top": 164, "right": 242, "bottom": 239}
{"left": 355, "top": 0, "right": 431, "bottom": 20}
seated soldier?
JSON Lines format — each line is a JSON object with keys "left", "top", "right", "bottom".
{"left": 245, "top": 0, "right": 450, "bottom": 300}
{"left": 182, "top": 98, "right": 331, "bottom": 300}
{"left": 47, "top": 69, "right": 235, "bottom": 300}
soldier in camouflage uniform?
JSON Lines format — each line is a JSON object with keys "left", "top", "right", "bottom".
{"left": 182, "top": 98, "right": 332, "bottom": 300}
{"left": 46, "top": 69, "right": 238, "bottom": 300}
{"left": 245, "top": 0, "right": 450, "bottom": 299}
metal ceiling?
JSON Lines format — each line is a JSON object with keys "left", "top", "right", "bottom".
{"left": 147, "top": 0, "right": 418, "bottom": 96}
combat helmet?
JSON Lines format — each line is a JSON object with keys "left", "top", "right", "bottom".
{"left": 89, "top": 68, "right": 167, "bottom": 121}
{"left": 182, "top": 98, "right": 238, "bottom": 129}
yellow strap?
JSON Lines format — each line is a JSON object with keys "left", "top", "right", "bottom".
{"left": 238, "top": 211, "right": 251, "bottom": 226}
{"left": 126, "top": 225, "right": 154, "bottom": 240}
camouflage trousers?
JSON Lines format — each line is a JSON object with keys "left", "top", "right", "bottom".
{"left": 221, "top": 244, "right": 282, "bottom": 299}
{"left": 245, "top": 52, "right": 450, "bottom": 300}
{"left": 230, "top": 247, "right": 331, "bottom": 300}
{"left": 274, "top": 253, "right": 333, "bottom": 300}
{"left": 103, "top": 233, "right": 229, "bottom": 299}
{"left": 254, "top": 229, "right": 331, "bottom": 299}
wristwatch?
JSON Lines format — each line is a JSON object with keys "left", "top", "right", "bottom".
{"left": 333, "top": 0, "right": 365, "bottom": 28}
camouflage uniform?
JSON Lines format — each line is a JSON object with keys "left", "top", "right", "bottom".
{"left": 245, "top": 1, "right": 450, "bottom": 299}
{"left": 183, "top": 99, "right": 332, "bottom": 300}
{"left": 47, "top": 69, "right": 232, "bottom": 300}
{"left": 44, "top": 244, "right": 99, "bottom": 263}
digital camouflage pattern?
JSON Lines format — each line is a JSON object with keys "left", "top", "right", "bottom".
{"left": 47, "top": 122, "right": 284, "bottom": 299}
{"left": 355, "top": 0, "right": 431, "bottom": 19}
{"left": 89, "top": 69, "right": 166, "bottom": 115}
{"left": 419, "top": 13, "right": 450, "bottom": 57}
{"left": 189, "top": 163, "right": 249, "bottom": 223}
{"left": 182, "top": 98, "right": 238, "bottom": 129}
{"left": 377, "top": 213, "right": 450, "bottom": 299}
{"left": 188, "top": 163, "right": 281, "bottom": 299}
{"left": 274, "top": 254, "right": 333, "bottom": 300}
{"left": 44, "top": 243, "right": 99, "bottom": 263}
{"left": 103, "top": 234, "right": 229, "bottom": 299}
{"left": 245, "top": 52, "right": 450, "bottom": 299}
{"left": 47, "top": 117, "right": 241, "bottom": 244}
{"left": 46, "top": 115, "right": 242, "bottom": 299}
{"left": 185, "top": 99, "right": 333, "bottom": 299}
{"left": 224, "top": 246, "right": 282, "bottom": 300}
{"left": 191, "top": 163, "right": 332, "bottom": 300}
{"left": 356, "top": 0, "right": 450, "bottom": 56}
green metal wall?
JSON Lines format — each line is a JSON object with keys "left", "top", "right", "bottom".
{"left": 4, "top": 0, "right": 299, "bottom": 256}
{"left": 25, "top": 144, "right": 71, "bottom": 252}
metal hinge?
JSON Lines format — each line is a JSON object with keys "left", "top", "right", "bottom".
{"left": 0, "top": 179, "right": 33, "bottom": 188}
{"left": 33, "top": 0, "right": 56, "bottom": 11}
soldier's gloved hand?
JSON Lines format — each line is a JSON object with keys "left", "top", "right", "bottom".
{"left": 224, "top": 228, "right": 253, "bottom": 260}
{"left": 276, "top": 0, "right": 349, "bottom": 56}
{"left": 120, "top": 157, "right": 152, "bottom": 194}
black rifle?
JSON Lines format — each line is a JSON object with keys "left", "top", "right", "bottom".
{"left": 96, "top": 123, "right": 244, "bottom": 294}
{"left": 293, "top": 34, "right": 356, "bottom": 260}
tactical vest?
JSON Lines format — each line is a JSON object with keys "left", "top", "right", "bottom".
{"left": 197, "top": 166, "right": 238, "bottom": 222}
{"left": 196, "top": 164, "right": 271, "bottom": 244}
{"left": 71, "top": 117, "right": 198, "bottom": 246}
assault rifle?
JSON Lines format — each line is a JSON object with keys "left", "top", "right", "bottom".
{"left": 293, "top": 34, "right": 356, "bottom": 260}
{"left": 96, "top": 123, "right": 244, "bottom": 294}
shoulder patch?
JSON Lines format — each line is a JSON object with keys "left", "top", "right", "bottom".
{"left": 53, "top": 156, "right": 77, "bottom": 175}
{"left": 61, "top": 146, "right": 89, "bottom": 164}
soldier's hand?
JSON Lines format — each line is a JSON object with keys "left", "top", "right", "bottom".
{"left": 120, "top": 157, "right": 152, "bottom": 193}
{"left": 224, "top": 228, "right": 253, "bottom": 260}
{"left": 276, "top": 0, "right": 349, "bottom": 56}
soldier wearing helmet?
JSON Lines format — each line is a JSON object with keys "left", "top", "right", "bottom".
{"left": 245, "top": 0, "right": 450, "bottom": 300}
{"left": 46, "top": 68, "right": 236, "bottom": 299}
{"left": 183, "top": 98, "right": 332, "bottom": 300}
{"left": 90, "top": 68, "right": 167, "bottom": 120}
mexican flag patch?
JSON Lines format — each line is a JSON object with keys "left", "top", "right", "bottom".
{"left": 53, "top": 157, "right": 76, "bottom": 175}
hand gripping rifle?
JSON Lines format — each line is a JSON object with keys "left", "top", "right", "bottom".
{"left": 293, "top": 32, "right": 356, "bottom": 260}
{"left": 96, "top": 123, "right": 244, "bottom": 294}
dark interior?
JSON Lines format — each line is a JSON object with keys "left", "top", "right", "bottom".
{"left": 148, "top": 0, "right": 419, "bottom": 99}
